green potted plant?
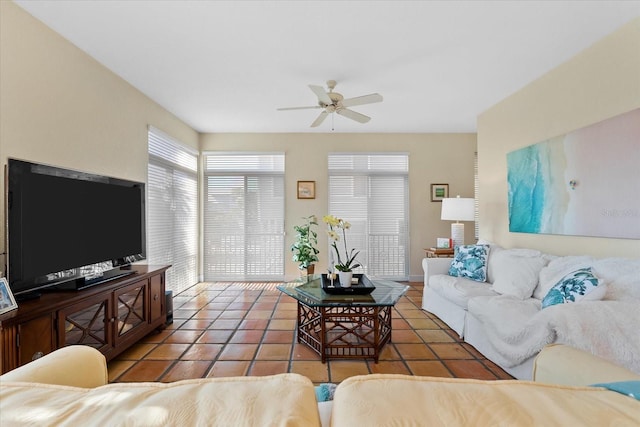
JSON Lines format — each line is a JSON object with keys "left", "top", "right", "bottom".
{"left": 291, "top": 215, "right": 320, "bottom": 275}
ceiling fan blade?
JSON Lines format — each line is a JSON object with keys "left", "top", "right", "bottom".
{"left": 341, "top": 93, "right": 383, "bottom": 108}
{"left": 336, "top": 108, "right": 370, "bottom": 124}
{"left": 277, "top": 106, "right": 321, "bottom": 111}
{"left": 308, "top": 85, "right": 333, "bottom": 106}
{"left": 310, "top": 111, "right": 329, "bottom": 127}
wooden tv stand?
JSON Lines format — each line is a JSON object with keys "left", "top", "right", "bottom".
{"left": 0, "top": 265, "right": 170, "bottom": 374}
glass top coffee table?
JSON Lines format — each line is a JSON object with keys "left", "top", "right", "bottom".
{"left": 277, "top": 275, "right": 408, "bottom": 363}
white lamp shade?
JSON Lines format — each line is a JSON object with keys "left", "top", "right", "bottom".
{"left": 441, "top": 197, "right": 475, "bottom": 221}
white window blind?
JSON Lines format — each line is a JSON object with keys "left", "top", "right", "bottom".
{"left": 328, "top": 153, "right": 409, "bottom": 280}
{"left": 474, "top": 151, "right": 479, "bottom": 240}
{"left": 203, "top": 153, "right": 285, "bottom": 281}
{"left": 147, "top": 126, "right": 198, "bottom": 295}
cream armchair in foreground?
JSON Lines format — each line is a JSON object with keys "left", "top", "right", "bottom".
{"left": 1, "top": 344, "right": 638, "bottom": 427}
{"left": 0, "top": 345, "right": 108, "bottom": 388}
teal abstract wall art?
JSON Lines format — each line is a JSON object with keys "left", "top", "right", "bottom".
{"left": 507, "top": 108, "right": 640, "bottom": 239}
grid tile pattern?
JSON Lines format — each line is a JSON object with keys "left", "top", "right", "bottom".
{"left": 108, "top": 281, "right": 513, "bottom": 384}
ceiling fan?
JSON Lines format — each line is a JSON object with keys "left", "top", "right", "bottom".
{"left": 277, "top": 80, "right": 383, "bottom": 128}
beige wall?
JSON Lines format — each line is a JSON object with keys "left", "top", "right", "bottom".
{"left": 200, "top": 133, "right": 476, "bottom": 280}
{"left": 1, "top": 1, "right": 477, "bottom": 282}
{"left": 9, "top": 0, "right": 635, "bottom": 279}
{"left": 0, "top": 2, "right": 198, "bottom": 265}
{"left": 477, "top": 18, "right": 640, "bottom": 257}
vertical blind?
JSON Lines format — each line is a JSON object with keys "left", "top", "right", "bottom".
{"left": 147, "top": 126, "right": 198, "bottom": 295}
{"left": 474, "top": 151, "right": 479, "bottom": 240}
{"left": 328, "top": 153, "right": 409, "bottom": 280}
{"left": 203, "top": 153, "right": 285, "bottom": 281}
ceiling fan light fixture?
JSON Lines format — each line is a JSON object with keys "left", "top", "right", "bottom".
{"left": 278, "top": 80, "right": 382, "bottom": 128}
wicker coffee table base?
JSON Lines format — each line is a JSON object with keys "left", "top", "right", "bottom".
{"left": 296, "top": 303, "right": 393, "bottom": 363}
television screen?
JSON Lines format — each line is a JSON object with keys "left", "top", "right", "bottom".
{"left": 7, "top": 159, "right": 146, "bottom": 296}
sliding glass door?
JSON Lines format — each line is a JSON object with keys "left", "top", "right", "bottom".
{"left": 203, "top": 153, "right": 285, "bottom": 281}
{"left": 328, "top": 153, "right": 409, "bottom": 280}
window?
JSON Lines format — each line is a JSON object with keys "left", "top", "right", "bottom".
{"left": 328, "top": 153, "right": 409, "bottom": 280}
{"left": 147, "top": 126, "right": 199, "bottom": 295}
{"left": 203, "top": 153, "right": 285, "bottom": 281}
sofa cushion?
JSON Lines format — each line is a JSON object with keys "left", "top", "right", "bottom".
{"left": 429, "top": 275, "right": 498, "bottom": 308}
{"left": 0, "top": 373, "right": 321, "bottom": 427}
{"left": 467, "top": 295, "right": 544, "bottom": 356}
{"left": 489, "top": 249, "right": 548, "bottom": 299}
{"left": 330, "top": 374, "right": 640, "bottom": 427}
{"left": 534, "top": 256, "right": 595, "bottom": 300}
{"left": 542, "top": 268, "right": 606, "bottom": 309}
{"left": 448, "top": 244, "right": 490, "bottom": 282}
{"left": 482, "top": 244, "right": 503, "bottom": 283}
{"left": 534, "top": 344, "right": 640, "bottom": 386}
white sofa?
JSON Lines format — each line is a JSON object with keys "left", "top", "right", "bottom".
{"left": 423, "top": 245, "right": 640, "bottom": 380}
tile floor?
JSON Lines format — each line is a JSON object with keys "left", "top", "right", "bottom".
{"left": 108, "top": 281, "right": 513, "bottom": 384}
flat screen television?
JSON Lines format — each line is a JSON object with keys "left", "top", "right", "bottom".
{"left": 7, "top": 159, "right": 146, "bottom": 299}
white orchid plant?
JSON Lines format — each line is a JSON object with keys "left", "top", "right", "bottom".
{"left": 323, "top": 215, "right": 361, "bottom": 272}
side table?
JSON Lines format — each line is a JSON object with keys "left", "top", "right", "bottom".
{"left": 424, "top": 248, "right": 454, "bottom": 258}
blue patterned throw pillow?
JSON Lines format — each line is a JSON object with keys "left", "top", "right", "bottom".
{"left": 591, "top": 381, "right": 640, "bottom": 401}
{"left": 314, "top": 383, "right": 337, "bottom": 402}
{"left": 448, "top": 244, "right": 490, "bottom": 282}
{"left": 542, "top": 267, "right": 602, "bottom": 309}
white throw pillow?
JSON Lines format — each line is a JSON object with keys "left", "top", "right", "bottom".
{"left": 481, "top": 243, "right": 504, "bottom": 284}
{"left": 490, "top": 249, "right": 548, "bottom": 300}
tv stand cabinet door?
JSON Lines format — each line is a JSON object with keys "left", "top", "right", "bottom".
{"left": 149, "top": 273, "right": 165, "bottom": 325}
{"left": 18, "top": 314, "right": 54, "bottom": 366}
{"left": 113, "top": 280, "right": 148, "bottom": 346}
{"left": 57, "top": 294, "right": 112, "bottom": 354}
{"left": 0, "top": 314, "right": 54, "bottom": 372}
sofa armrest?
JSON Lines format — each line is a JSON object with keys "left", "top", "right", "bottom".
{"left": 532, "top": 344, "right": 640, "bottom": 386}
{"left": 0, "top": 345, "right": 108, "bottom": 388}
{"left": 422, "top": 257, "right": 452, "bottom": 284}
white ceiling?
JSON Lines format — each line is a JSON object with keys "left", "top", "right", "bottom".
{"left": 14, "top": 1, "right": 640, "bottom": 133}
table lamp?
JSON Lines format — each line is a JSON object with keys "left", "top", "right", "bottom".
{"left": 441, "top": 196, "right": 475, "bottom": 248}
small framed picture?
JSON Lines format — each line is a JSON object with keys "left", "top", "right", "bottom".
{"left": 0, "top": 278, "right": 18, "bottom": 315}
{"left": 297, "top": 181, "right": 316, "bottom": 199}
{"left": 430, "top": 183, "right": 449, "bottom": 202}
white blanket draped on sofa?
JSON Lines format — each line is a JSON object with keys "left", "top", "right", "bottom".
{"left": 468, "top": 296, "right": 640, "bottom": 372}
